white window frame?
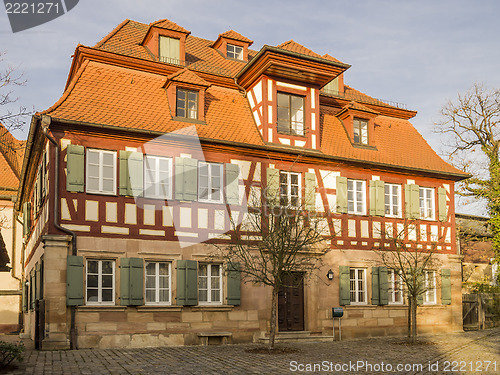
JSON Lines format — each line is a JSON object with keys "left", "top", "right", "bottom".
{"left": 144, "top": 155, "right": 173, "bottom": 199}
{"left": 145, "top": 261, "right": 171, "bottom": 305}
{"left": 198, "top": 162, "right": 224, "bottom": 203}
{"left": 423, "top": 270, "right": 437, "bottom": 305}
{"left": 279, "top": 171, "right": 301, "bottom": 207}
{"left": 86, "top": 259, "right": 115, "bottom": 305}
{"left": 347, "top": 179, "right": 366, "bottom": 215}
{"left": 389, "top": 269, "right": 404, "bottom": 304}
{"left": 385, "top": 183, "right": 402, "bottom": 218}
{"left": 198, "top": 264, "right": 222, "bottom": 305}
{"left": 227, "top": 44, "right": 243, "bottom": 60}
{"left": 176, "top": 88, "right": 198, "bottom": 119}
{"left": 86, "top": 149, "right": 117, "bottom": 195}
{"left": 349, "top": 268, "right": 367, "bottom": 305}
{"left": 277, "top": 92, "right": 305, "bottom": 136}
{"left": 419, "top": 187, "right": 435, "bottom": 220}
{"left": 353, "top": 118, "right": 368, "bottom": 145}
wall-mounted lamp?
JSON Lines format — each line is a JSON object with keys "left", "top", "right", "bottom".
{"left": 327, "top": 269, "right": 334, "bottom": 280}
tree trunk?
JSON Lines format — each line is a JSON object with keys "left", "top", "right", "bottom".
{"left": 411, "top": 296, "right": 418, "bottom": 343}
{"left": 407, "top": 298, "right": 412, "bottom": 339}
{"left": 269, "top": 287, "right": 279, "bottom": 348}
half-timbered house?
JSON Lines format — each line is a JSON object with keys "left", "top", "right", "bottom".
{"left": 17, "top": 19, "right": 467, "bottom": 349}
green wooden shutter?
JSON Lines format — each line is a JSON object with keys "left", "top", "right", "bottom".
{"left": 441, "top": 269, "right": 451, "bottom": 305}
{"left": 225, "top": 163, "right": 240, "bottom": 205}
{"left": 67, "top": 256, "right": 84, "bottom": 306}
{"left": 22, "top": 202, "right": 31, "bottom": 236}
{"left": 336, "top": 177, "right": 348, "bottom": 214}
{"left": 176, "top": 260, "right": 198, "bottom": 306}
{"left": 304, "top": 172, "right": 316, "bottom": 211}
{"left": 119, "top": 151, "right": 144, "bottom": 196}
{"left": 405, "top": 184, "right": 420, "bottom": 219}
{"left": 339, "top": 266, "right": 350, "bottom": 306}
{"left": 369, "top": 180, "right": 385, "bottom": 216}
{"left": 121, "top": 258, "right": 145, "bottom": 306}
{"left": 371, "top": 267, "right": 380, "bottom": 305}
{"left": 379, "top": 266, "right": 389, "bottom": 305}
{"left": 226, "top": 262, "right": 241, "bottom": 305}
{"left": 29, "top": 270, "right": 35, "bottom": 310}
{"left": 22, "top": 282, "right": 28, "bottom": 312}
{"left": 266, "top": 168, "right": 280, "bottom": 205}
{"left": 438, "top": 188, "right": 447, "bottom": 222}
{"left": 174, "top": 157, "right": 198, "bottom": 201}
{"left": 66, "top": 144, "right": 85, "bottom": 192}
{"left": 35, "top": 263, "right": 41, "bottom": 300}
{"left": 120, "top": 258, "right": 131, "bottom": 306}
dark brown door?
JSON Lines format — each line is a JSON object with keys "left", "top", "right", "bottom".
{"left": 278, "top": 272, "right": 304, "bottom": 331}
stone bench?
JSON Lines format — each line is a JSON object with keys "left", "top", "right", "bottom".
{"left": 197, "top": 331, "right": 232, "bottom": 345}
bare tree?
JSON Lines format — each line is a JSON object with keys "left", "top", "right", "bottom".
{"left": 437, "top": 83, "right": 500, "bottom": 261}
{"left": 215, "top": 189, "right": 329, "bottom": 348}
{"left": 375, "top": 222, "right": 441, "bottom": 343}
{"left": 0, "top": 51, "right": 31, "bottom": 134}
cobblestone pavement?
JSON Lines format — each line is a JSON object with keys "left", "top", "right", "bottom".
{"left": 2, "top": 327, "right": 500, "bottom": 374}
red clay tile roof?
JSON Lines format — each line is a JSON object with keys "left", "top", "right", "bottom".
{"left": 167, "top": 68, "right": 210, "bottom": 87}
{"left": 0, "top": 123, "right": 23, "bottom": 196}
{"left": 277, "top": 40, "right": 324, "bottom": 59}
{"left": 150, "top": 19, "right": 190, "bottom": 34}
{"left": 217, "top": 30, "right": 253, "bottom": 45}
{"left": 323, "top": 53, "right": 344, "bottom": 64}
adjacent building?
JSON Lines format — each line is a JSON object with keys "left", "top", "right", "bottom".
{"left": 17, "top": 19, "right": 468, "bottom": 349}
{"left": 0, "top": 123, "right": 24, "bottom": 333}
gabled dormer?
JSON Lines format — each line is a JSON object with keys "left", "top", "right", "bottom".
{"left": 337, "top": 101, "right": 379, "bottom": 148}
{"left": 142, "top": 19, "right": 191, "bottom": 65}
{"left": 212, "top": 30, "right": 253, "bottom": 62}
{"left": 236, "top": 41, "right": 350, "bottom": 150}
{"left": 164, "top": 68, "right": 210, "bottom": 123}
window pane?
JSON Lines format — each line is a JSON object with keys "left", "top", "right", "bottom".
{"left": 87, "top": 289, "right": 98, "bottom": 302}
{"left": 88, "top": 165, "right": 99, "bottom": 179}
{"left": 199, "top": 290, "right": 207, "bottom": 302}
{"left": 102, "top": 261, "right": 113, "bottom": 275}
{"left": 101, "top": 289, "right": 113, "bottom": 302}
{"left": 87, "top": 275, "right": 98, "bottom": 288}
{"left": 146, "top": 275, "right": 155, "bottom": 289}
{"left": 159, "top": 263, "right": 168, "bottom": 276}
{"left": 102, "top": 275, "right": 113, "bottom": 288}
{"left": 88, "top": 261, "right": 98, "bottom": 274}
{"left": 211, "top": 289, "right": 220, "bottom": 302}
{"left": 159, "top": 289, "right": 169, "bottom": 302}
{"left": 103, "top": 153, "right": 114, "bottom": 166}
{"left": 146, "top": 290, "right": 155, "bottom": 302}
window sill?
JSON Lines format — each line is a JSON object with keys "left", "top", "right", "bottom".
{"left": 191, "top": 305, "right": 234, "bottom": 312}
{"left": 137, "top": 305, "right": 182, "bottom": 312}
{"left": 77, "top": 305, "right": 126, "bottom": 312}
{"left": 172, "top": 116, "right": 207, "bottom": 125}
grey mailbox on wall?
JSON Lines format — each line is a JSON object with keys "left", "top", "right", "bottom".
{"left": 332, "top": 307, "right": 344, "bottom": 318}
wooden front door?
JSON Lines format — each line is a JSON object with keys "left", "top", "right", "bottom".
{"left": 278, "top": 272, "right": 304, "bottom": 331}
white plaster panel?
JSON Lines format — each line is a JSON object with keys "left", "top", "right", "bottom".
{"left": 361, "top": 220, "right": 369, "bottom": 238}
{"left": 333, "top": 219, "right": 342, "bottom": 236}
{"left": 254, "top": 81, "right": 262, "bottom": 103}
{"left": 294, "top": 140, "right": 306, "bottom": 147}
{"left": 106, "top": 202, "right": 117, "bottom": 223}
{"left": 61, "top": 198, "right": 71, "bottom": 221}
{"left": 215, "top": 210, "right": 226, "bottom": 231}
{"left": 198, "top": 208, "right": 208, "bottom": 229}
{"left": 140, "top": 229, "right": 165, "bottom": 236}
{"left": 179, "top": 207, "right": 192, "bottom": 228}
{"left": 102, "top": 226, "right": 129, "bottom": 235}
{"left": 279, "top": 138, "right": 291, "bottom": 145}
{"left": 143, "top": 204, "right": 156, "bottom": 226}
{"left": 85, "top": 200, "right": 98, "bottom": 222}
{"left": 373, "top": 221, "right": 381, "bottom": 238}
{"left": 125, "top": 204, "right": 137, "bottom": 225}
{"left": 253, "top": 162, "right": 261, "bottom": 182}
{"left": 348, "top": 220, "right": 356, "bottom": 237}
{"left": 268, "top": 105, "right": 273, "bottom": 124}
{"left": 163, "top": 206, "right": 173, "bottom": 227}
{"left": 230, "top": 159, "right": 251, "bottom": 180}
{"left": 420, "top": 225, "right": 427, "bottom": 242}
{"left": 267, "top": 79, "right": 273, "bottom": 101}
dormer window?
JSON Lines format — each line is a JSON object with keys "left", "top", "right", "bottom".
{"left": 277, "top": 92, "right": 305, "bottom": 136}
{"left": 159, "top": 36, "right": 181, "bottom": 64}
{"left": 227, "top": 44, "right": 243, "bottom": 60}
{"left": 176, "top": 88, "right": 198, "bottom": 119}
{"left": 353, "top": 118, "right": 368, "bottom": 145}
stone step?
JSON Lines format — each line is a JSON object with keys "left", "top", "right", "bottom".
{"left": 258, "top": 332, "right": 335, "bottom": 343}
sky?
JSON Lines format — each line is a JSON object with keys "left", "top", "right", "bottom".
{"left": 1, "top": 0, "right": 499, "bottom": 215}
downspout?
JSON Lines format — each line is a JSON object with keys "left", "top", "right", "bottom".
{"left": 234, "top": 77, "right": 247, "bottom": 98}
{"left": 15, "top": 214, "right": 25, "bottom": 332}
{"left": 10, "top": 199, "right": 23, "bottom": 332}
{"left": 40, "top": 115, "right": 78, "bottom": 350}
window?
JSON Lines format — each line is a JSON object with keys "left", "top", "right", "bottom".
{"left": 348, "top": 179, "right": 366, "bottom": 215}
{"left": 423, "top": 270, "right": 436, "bottom": 304}
{"left": 86, "top": 149, "right": 116, "bottom": 195}
{"left": 144, "top": 156, "right": 172, "bottom": 199}
{"left": 277, "top": 93, "right": 305, "bottom": 136}
{"left": 385, "top": 183, "right": 401, "bottom": 217}
{"left": 389, "top": 270, "right": 404, "bottom": 304}
{"left": 86, "top": 260, "right": 115, "bottom": 305}
{"left": 280, "top": 171, "right": 301, "bottom": 207}
{"left": 159, "top": 36, "right": 180, "bottom": 64}
{"left": 176, "top": 88, "right": 198, "bottom": 119}
{"left": 349, "top": 268, "right": 366, "bottom": 304}
{"left": 227, "top": 44, "right": 243, "bottom": 60}
{"left": 353, "top": 118, "right": 368, "bottom": 145}
{"left": 145, "top": 262, "right": 171, "bottom": 305}
{"left": 198, "top": 264, "right": 222, "bottom": 305}
{"left": 198, "top": 162, "right": 223, "bottom": 203}
{"left": 419, "top": 187, "right": 435, "bottom": 220}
